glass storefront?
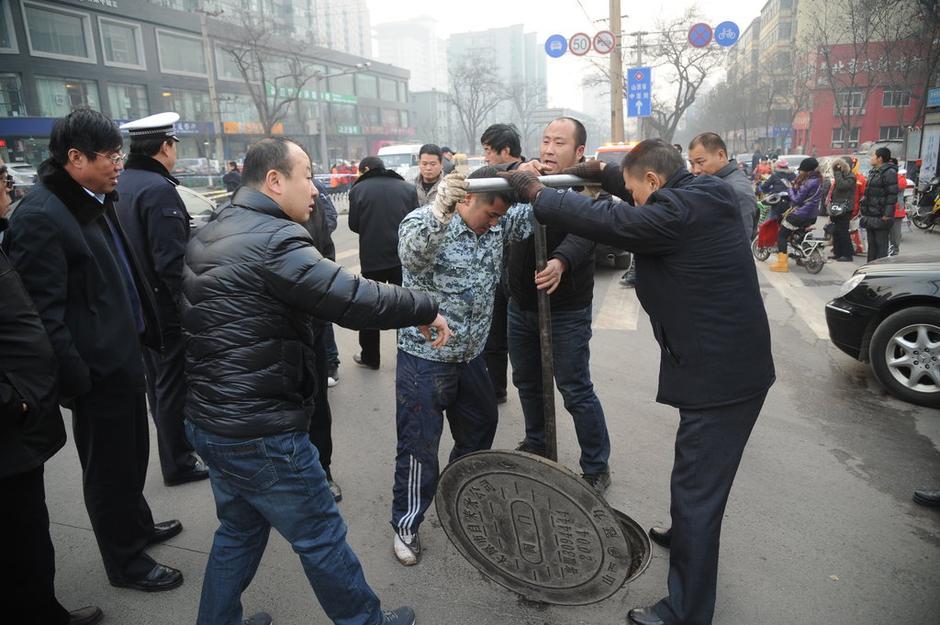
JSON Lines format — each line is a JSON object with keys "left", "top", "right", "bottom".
{"left": 35, "top": 76, "right": 100, "bottom": 117}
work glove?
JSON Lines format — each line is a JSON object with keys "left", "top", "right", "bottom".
{"left": 430, "top": 173, "right": 468, "bottom": 223}
{"left": 561, "top": 160, "right": 607, "bottom": 181}
{"left": 497, "top": 170, "right": 545, "bottom": 204}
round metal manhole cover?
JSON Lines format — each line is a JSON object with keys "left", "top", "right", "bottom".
{"left": 435, "top": 450, "right": 647, "bottom": 605}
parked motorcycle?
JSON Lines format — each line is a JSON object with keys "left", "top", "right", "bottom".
{"left": 909, "top": 176, "right": 940, "bottom": 231}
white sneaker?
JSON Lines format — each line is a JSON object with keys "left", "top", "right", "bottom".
{"left": 327, "top": 376, "right": 338, "bottom": 387}
{"left": 393, "top": 531, "right": 420, "bottom": 566}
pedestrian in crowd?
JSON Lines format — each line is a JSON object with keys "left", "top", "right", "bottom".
{"left": 750, "top": 145, "right": 764, "bottom": 175}
{"left": 889, "top": 162, "right": 907, "bottom": 256}
{"left": 0, "top": 164, "right": 13, "bottom": 204}
{"left": 480, "top": 122, "right": 526, "bottom": 404}
{"left": 114, "top": 112, "right": 208, "bottom": 487}
{"left": 770, "top": 157, "right": 822, "bottom": 273}
{"left": 312, "top": 177, "right": 343, "bottom": 387}
{"left": 302, "top": 176, "right": 343, "bottom": 502}
{"left": 391, "top": 167, "right": 534, "bottom": 566}
{"left": 182, "top": 136, "right": 450, "bottom": 625}
{"left": 753, "top": 157, "right": 772, "bottom": 184}
{"left": 415, "top": 144, "right": 445, "bottom": 205}
{"left": 687, "top": 132, "right": 758, "bottom": 238}
{"left": 441, "top": 145, "right": 456, "bottom": 173}
{"left": 5, "top": 108, "right": 183, "bottom": 591}
{"left": 347, "top": 156, "right": 419, "bottom": 369}
{"left": 223, "top": 160, "right": 241, "bottom": 193}
{"left": 859, "top": 147, "right": 898, "bottom": 262}
{"left": 500, "top": 138, "right": 775, "bottom": 625}
{"left": 849, "top": 157, "right": 867, "bottom": 254}
{"left": 1, "top": 188, "right": 104, "bottom": 625}
{"left": 759, "top": 159, "right": 795, "bottom": 217}
{"left": 828, "top": 157, "right": 857, "bottom": 262}
{"left": 511, "top": 117, "right": 613, "bottom": 493}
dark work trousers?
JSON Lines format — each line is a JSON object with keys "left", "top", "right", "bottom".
{"left": 0, "top": 465, "right": 70, "bottom": 625}
{"left": 830, "top": 215, "right": 853, "bottom": 259}
{"left": 866, "top": 224, "right": 892, "bottom": 261}
{"left": 654, "top": 390, "right": 767, "bottom": 625}
{"left": 72, "top": 386, "right": 157, "bottom": 583}
{"left": 390, "top": 350, "right": 498, "bottom": 538}
{"left": 358, "top": 266, "right": 403, "bottom": 367}
{"left": 143, "top": 337, "right": 197, "bottom": 480}
{"left": 483, "top": 285, "right": 509, "bottom": 400}
{"left": 308, "top": 323, "right": 333, "bottom": 478}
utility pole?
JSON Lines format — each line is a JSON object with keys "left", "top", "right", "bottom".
{"left": 630, "top": 31, "right": 647, "bottom": 139}
{"left": 198, "top": 3, "right": 226, "bottom": 164}
{"left": 609, "top": 0, "right": 624, "bottom": 142}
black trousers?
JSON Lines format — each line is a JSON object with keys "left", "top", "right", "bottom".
{"left": 654, "top": 391, "right": 767, "bottom": 625}
{"left": 358, "top": 266, "right": 403, "bottom": 367}
{"left": 143, "top": 337, "right": 196, "bottom": 480}
{"left": 483, "top": 285, "right": 509, "bottom": 399}
{"left": 866, "top": 225, "right": 892, "bottom": 262}
{"left": 830, "top": 215, "right": 853, "bottom": 259}
{"left": 72, "top": 386, "right": 156, "bottom": 583}
{"left": 777, "top": 216, "right": 815, "bottom": 252}
{"left": 308, "top": 323, "right": 334, "bottom": 476}
{"left": 0, "top": 465, "right": 70, "bottom": 625}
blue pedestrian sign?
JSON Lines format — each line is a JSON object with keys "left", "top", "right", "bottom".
{"left": 714, "top": 21, "right": 740, "bottom": 47}
{"left": 627, "top": 67, "right": 652, "bottom": 118}
{"left": 545, "top": 34, "right": 567, "bottom": 58}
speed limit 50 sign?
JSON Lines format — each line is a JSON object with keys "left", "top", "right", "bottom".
{"left": 568, "top": 32, "right": 591, "bottom": 56}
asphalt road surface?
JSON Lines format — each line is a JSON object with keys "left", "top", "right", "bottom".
{"left": 46, "top": 217, "right": 939, "bottom": 625}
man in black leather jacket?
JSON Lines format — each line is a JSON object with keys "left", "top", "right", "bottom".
{"left": 859, "top": 147, "right": 899, "bottom": 261}
{"left": 182, "top": 137, "right": 450, "bottom": 625}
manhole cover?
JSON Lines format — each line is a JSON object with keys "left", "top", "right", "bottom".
{"left": 435, "top": 450, "right": 648, "bottom": 605}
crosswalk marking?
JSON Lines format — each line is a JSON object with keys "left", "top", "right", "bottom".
{"left": 592, "top": 272, "right": 640, "bottom": 331}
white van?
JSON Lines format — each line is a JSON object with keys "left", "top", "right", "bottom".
{"left": 377, "top": 143, "right": 423, "bottom": 180}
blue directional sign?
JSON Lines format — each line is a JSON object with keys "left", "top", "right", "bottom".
{"left": 545, "top": 34, "right": 567, "bottom": 58}
{"left": 714, "top": 21, "right": 740, "bottom": 47}
{"left": 627, "top": 66, "right": 652, "bottom": 118}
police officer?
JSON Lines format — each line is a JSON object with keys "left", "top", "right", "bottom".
{"left": 502, "top": 139, "right": 775, "bottom": 625}
{"left": 115, "top": 113, "right": 208, "bottom": 486}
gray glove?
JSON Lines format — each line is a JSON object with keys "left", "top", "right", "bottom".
{"left": 430, "top": 173, "right": 468, "bottom": 223}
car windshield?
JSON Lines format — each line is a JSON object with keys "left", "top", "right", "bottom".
{"left": 380, "top": 154, "right": 415, "bottom": 168}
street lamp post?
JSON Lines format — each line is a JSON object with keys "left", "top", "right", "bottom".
{"left": 313, "top": 62, "right": 370, "bottom": 172}
{"left": 197, "top": 2, "right": 226, "bottom": 165}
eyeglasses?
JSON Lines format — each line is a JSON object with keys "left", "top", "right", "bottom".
{"left": 94, "top": 151, "right": 126, "bottom": 165}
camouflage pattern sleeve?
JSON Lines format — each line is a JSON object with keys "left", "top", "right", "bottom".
{"left": 398, "top": 206, "right": 450, "bottom": 274}
{"left": 500, "top": 202, "right": 536, "bottom": 244}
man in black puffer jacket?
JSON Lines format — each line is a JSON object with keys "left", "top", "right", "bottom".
{"left": 182, "top": 137, "right": 448, "bottom": 625}
{"left": 859, "top": 147, "right": 899, "bottom": 261}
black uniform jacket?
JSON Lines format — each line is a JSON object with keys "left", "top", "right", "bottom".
{"left": 5, "top": 160, "right": 159, "bottom": 402}
{"left": 532, "top": 166, "right": 775, "bottom": 410}
{"left": 860, "top": 162, "right": 899, "bottom": 228}
{"left": 182, "top": 186, "right": 438, "bottom": 438}
{"left": 114, "top": 155, "right": 191, "bottom": 341}
{"left": 348, "top": 168, "right": 418, "bottom": 273}
{"left": 0, "top": 236, "right": 65, "bottom": 479}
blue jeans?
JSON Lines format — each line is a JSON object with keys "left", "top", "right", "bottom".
{"left": 507, "top": 301, "right": 611, "bottom": 474}
{"left": 186, "top": 422, "right": 382, "bottom": 625}
{"left": 390, "top": 350, "right": 498, "bottom": 538}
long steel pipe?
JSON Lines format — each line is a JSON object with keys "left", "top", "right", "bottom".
{"left": 465, "top": 174, "right": 598, "bottom": 192}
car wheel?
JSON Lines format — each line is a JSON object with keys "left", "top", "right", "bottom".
{"left": 868, "top": 307, "right": 940, "bottom": 408}
{"left": 751, "top": 238, "right": 771, "bottom": 261}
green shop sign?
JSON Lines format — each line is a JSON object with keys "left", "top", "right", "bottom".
{"left": 264, "top": 84, "right": 357, "bottom": 104}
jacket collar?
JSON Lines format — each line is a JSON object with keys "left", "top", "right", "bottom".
{"left": 715, "top": 161, "right": 739, "bottom": 179}
{"left": 124, "top": 154, "right": 180, "bottom": 185}
{"left": 663, "top": 166, "right": 695, "bottom": 189}
{"left": 353, "top": 167, "right": 405, "bottom": 186}
{"left": 38, "top": 159, "right": 115, "bottom": 225}
{"left": 230, "top": 186, "right": 290, "bottom": 220}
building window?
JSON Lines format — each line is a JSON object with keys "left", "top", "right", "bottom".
{"left": 215, "top": 45, "right": 258, "bottom": 82}
{"left": 0, "top": 73, "right": 25, "bottom": 115}
{"left": 99, "top": 17, "right": 144, "bottom": 69}
{"left": 156, "top": 29, "right": 207, "bottom": 77}
{"left": 831, "top": 126, "right": 860, "bottom": 149}
{"left": 107, "top": 83, "right": 149, "bottom": 120}
{"left": 778, "top": 21, "right": 792, "bottom": 40}
{"left": 379, "top": 77, "right": 396, "bottom": 102}
{"left": 358, "top": 105, "right": 380, "bottom": 127}
{"left": 328, "top": 70, "right": 355, "bottom": 96}
{"left": 398, "top": 81, "right": 408, "bottom": 103}
{"left": 35, "top": 76, "right": 100, "bottom": 117}
{"left": 331, "top": 102, "right": 357, "bottom": 125}
{"left": 399, "top": 109, "right": 408, "bottom": 127}
{"left": 882, "top": 89, "right": 911, "bottom": 107}
{"left": 160, "top": 87, "right": 211, "bottom": 121}
{"left": 1, "top": 0, "right": 19, "bottom": 52}
{"left": 356, "top": 73, "right": 377, "bottom": 99}
{"left": 836, "top": 90, "right": 865, "bottom": 110}
{"left": 23, "top": 1, "right": 96, "bottom": 63}
{"left": 879, "top": 126, "right": 903, "bottom": 141}
{"left": 779, "top": 0, "right": 793, "bottom": 9}
{"left": 381, "top": 108, "right": 398, "bottom": 127}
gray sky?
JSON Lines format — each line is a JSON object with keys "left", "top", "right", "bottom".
{"left": 368, "top": 0, "right": 764, "bottom": 111}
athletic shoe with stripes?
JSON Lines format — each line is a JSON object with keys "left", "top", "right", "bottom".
{"left": 393, "top": 530, "right": 421, "bottom": 566}
{"left": 382, "top": 606, "right": 416, "bottom": 625}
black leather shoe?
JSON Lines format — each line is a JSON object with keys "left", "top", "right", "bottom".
{"left": 148, "top": 519, "right": 183, "bottom": 545}
{"left": 627, "top": 606, "right": 665, "bottom": 625}
{"left": 649, "top": 526, "right": 671, "bottom": 549}
{"left": 913, "top": 489, "right": 940, "bottom": 507}
{"left": 112, "top": 563, "right": 183, "bottom": 592}
{"left": 164, "top": 459, "right": 209, "bottom": 486}
{"left": 353, "top": 353, "right": 380, "bottom": 370}
{"left": 68, "top": 606, "right": 103, "bottom": 625}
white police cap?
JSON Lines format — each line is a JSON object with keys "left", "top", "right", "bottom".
{"left": 119, "top": 112, "right": 180, "bottom": 140}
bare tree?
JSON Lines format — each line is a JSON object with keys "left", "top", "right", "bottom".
{"left": 504, "top": 81, "right": 546, "bottom": 155}
{"left": 219, "top": 15, "right": 323, "bottom": 135}
{"left": 447, "top": 55, "right": 508, "bottom": 152}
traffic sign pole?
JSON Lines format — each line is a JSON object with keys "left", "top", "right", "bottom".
{"left": 609, "top": 0, "right": 624, "bottom": 142}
